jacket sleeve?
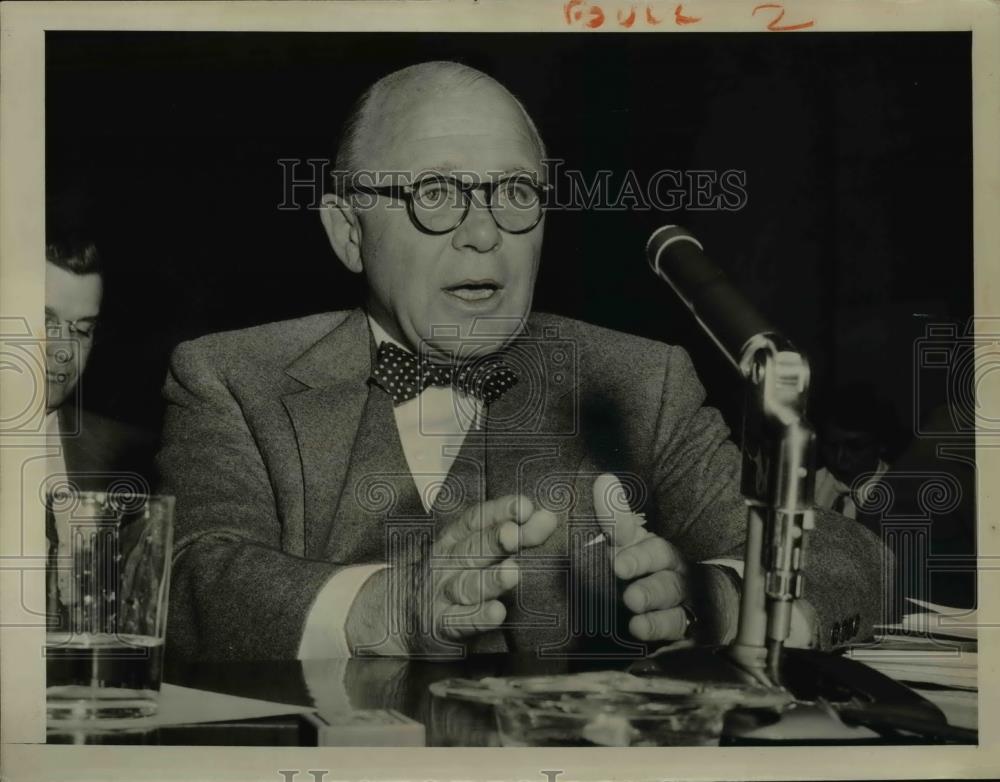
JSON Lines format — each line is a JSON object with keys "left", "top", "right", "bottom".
{"left": 648, "top": 345, "right": 894, "bottom": 650}
{"left": 157, "top": 340, "right": 343, "bottom": 660}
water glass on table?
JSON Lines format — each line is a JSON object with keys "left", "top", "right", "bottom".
{"left": 45, "top": 488, "right": 174, "bottom": 724}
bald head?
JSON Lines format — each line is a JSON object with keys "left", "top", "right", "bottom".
{"left": 334, "top": 61, "right": 546, "bottom": 179}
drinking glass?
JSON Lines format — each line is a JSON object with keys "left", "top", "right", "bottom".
{"left": 45, "top": 488, "right": 174, "bottom": 722}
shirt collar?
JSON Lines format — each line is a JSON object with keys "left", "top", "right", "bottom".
{"left": 367, "top": 314, "right": 408, "bottom": 353}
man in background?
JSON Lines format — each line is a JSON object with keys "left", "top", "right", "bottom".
{"left": 815, "top": 384, "right": 893, "bottom": 520}
{"left": 44, "top": 233, "right": 155, "bottom": 486}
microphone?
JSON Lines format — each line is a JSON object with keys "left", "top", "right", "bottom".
{"left": 646, "top": 225, "right": 781, "bottom": 376}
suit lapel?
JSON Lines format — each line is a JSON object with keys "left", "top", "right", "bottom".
{"left": 325, "top": 387, "right": 429, "bottom": 563}
{"left": 282, "top": 308, "right": 372, "bottom": 558}
{"left": 429, "top": 429, "right": 485, "bottom": 531}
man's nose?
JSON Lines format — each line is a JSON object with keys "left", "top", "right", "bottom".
{"left": 451, "top": 199, "right": 501, "bottom": 253}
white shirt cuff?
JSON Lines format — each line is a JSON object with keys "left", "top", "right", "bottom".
{"left": 701, "top": 558, "right": 815, "bottom": 649}
{"left": 298, "top": 564, "right": 387, "bottom": 659}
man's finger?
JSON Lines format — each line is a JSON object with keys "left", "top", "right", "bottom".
{"left": 448, "top": 520, "right": 517, "bottom": 566}
{"left": 622, "top": 568, "right": 686, "bottom": 614}
{"left": 593, "top": 473, "right": 646, "bottom": 548}
{"left": 628, "top": 606, "right": 689, "bottom": 641}
{"left": 443, "top": 559, "right": 519, "bottom": 605}
{"left": 514, "top": 508, "right": 558, "bottom": 549}
{"left": 437, "top": 495, "right": 532, "bottom": 552}
{"left": 614, "top": 535, "right": 686, "bottom": 580}
{"left": 440, "top": 599, "right": 507, "bottom": 639}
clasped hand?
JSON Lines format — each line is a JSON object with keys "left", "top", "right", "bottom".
{"left": 349, "top": 474, "right": 690, "bottom": 655}
{"left": 354, "top": 496, "right": 556, "bottom": 656}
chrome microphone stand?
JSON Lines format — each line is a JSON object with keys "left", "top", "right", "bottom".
{"left": 646, "top": 224, "right": 815, "bottom": 686}
{"left": 639, "top": 226, "right": 960, "bottom": 741}
{"left": 726, "top": 334, "right": 815, "bottom": 686}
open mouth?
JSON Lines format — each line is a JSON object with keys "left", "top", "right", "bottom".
{"left": 442, "top": 280, "right": 503, "bottom": 302}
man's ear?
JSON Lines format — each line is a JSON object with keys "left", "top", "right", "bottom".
{"left": 319, "top": 192, "right": 363, "bottom": 274}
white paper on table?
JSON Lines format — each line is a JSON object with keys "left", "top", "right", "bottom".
{"left": 904, "top": 598, "right": 979, "bottom": 634}
{"left": 856, "top": 597, "right": 980, "bottom": 693}
{"left": 48, "top": 683, "right": 316, "bottom": 732}
{"left": 849, "top": 647, "right": 976, "bottom": 667}
{"left": 873, "top": 598, "right": 978, "bottom": 641}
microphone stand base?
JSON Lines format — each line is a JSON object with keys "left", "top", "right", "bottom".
{"left": 626, "top": 643, "right": 950, "bottom": 741}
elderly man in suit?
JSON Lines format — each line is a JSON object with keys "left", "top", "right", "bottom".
{"left": 159, "top": 61, "right": 889, "bottom": 661}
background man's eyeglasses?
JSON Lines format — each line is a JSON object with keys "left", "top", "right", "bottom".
{"left": 342, "top": 173, "right": 551, "bottom": 235}
{"left": 45, "top": 318, "right": 97, "bottom": 340}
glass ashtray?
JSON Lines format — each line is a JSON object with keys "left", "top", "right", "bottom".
{"left": 430, "top": 670, "right": 791, "bottom": 708}
{"left": 494, "top": 692, "right": 729, "bottom": 747}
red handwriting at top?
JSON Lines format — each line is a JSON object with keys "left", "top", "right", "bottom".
{"left": 752, "top": 3, "right": 815, "bottom": 31}
{"left": 674, "top": 4, "right": 701, "bottom": 24}
{"left": 563, "top": 0, "right": 605, "bottom": 28}
{"left": 563, "top": 1, "right": 814, "bottom": 30}
{"left": 586, "top": 5, "right": 606, "bottom": 27}
{"left": 617, "top": 6, "right": 637, "bottom": 27}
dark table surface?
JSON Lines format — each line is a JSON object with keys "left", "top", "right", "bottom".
{"left": 47, "top": 649, "right": 976, "bottom": 746}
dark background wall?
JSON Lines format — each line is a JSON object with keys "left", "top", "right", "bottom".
{"left": 46, "top": 31, "right": 976, "bottom": 607}
{"left": 46, "top": 32, "right": 972, "bottom": 446}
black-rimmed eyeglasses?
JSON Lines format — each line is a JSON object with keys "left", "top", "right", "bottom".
{"left": 45, "top": 316, "right": 97, "bottom": 341}
{"left": 340, "top": 172, "right": 552, "bottom": 235}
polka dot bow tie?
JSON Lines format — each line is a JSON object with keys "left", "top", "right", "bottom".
{"left": 370, "top": 341, "right": 520, "bottom": 406}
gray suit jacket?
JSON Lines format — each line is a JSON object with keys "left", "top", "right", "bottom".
{"left": 158, "top": 308, "right": 891, "bottom": 660}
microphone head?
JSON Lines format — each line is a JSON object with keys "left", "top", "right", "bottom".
{"left": 646, "top": 225, "right": 704, "bottom": 279}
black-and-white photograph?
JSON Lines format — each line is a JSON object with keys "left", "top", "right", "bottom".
{"left": 2, "top": 1, "right": 997, "bottom": 777}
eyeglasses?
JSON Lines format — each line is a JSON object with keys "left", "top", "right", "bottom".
{"left": 45, "top": 316, "right": 97, "bottom": 341}
{"left": 342, "top": 173, "right": 552, "bottom": 235}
